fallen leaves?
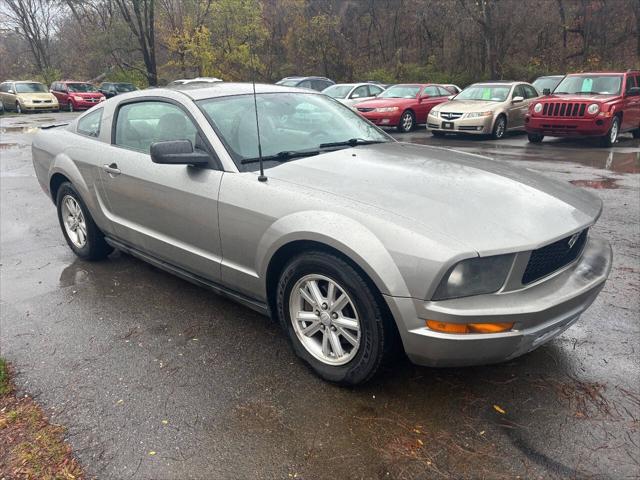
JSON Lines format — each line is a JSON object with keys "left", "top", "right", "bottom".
{"left": 493, "top": 405, "right": 506, "bottom": 414}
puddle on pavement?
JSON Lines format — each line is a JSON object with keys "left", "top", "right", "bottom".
{"left": 0, "top": 126, "right": 40, "bottom": 134}
{"left": 570, "top": 178, "right": 620, "bottom": 189}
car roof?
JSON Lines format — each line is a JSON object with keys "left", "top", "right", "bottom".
{"left": 280, "top": 76, "right": 332, "bottom": 81}
{"left": 161, "top": 82, "right": 318, "bottom": 100}
{"left": 565, "top": 71, "right": 626, "bottom": 75}
{"left": 13, "top": 80, "right": 44, "bottom": 84}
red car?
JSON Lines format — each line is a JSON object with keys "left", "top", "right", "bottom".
{"left": 50, "top": 81, "right": 106, "bottom": 112}
{"left": 525, "top": 70, "right": 640, "bottom": 146}
{"left": 354, "top": 84, "right": 452, "bottom": 132}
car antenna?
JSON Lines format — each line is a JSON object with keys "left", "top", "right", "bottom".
{"left": 250, "top": 48, "right": 267, "bottom": 182}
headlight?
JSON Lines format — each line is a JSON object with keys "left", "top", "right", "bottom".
{"left": 466, "top": 111, "right": 493, "bottom": 118}
{"left": 432, "top": 254, "right": 515, "bottom": 300}
{"left": 430, "top": 110, "right": 439, "bottom": 117}
{"left": 587, "top": 103, "right": 599, "bottom": 115}
{"left": 73, "top": 96, "right": 83, "bottom": 101}
{"left": 533, "top": 103, "right": 543, "bottom": 113}
{"left": 374, "top": 107, "right": 399, "bottom": 113}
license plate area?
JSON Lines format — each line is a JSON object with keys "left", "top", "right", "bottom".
{"left": 441, "top": 121, "right": 454, "bottom": 129}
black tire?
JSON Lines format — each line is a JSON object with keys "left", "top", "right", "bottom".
{"left": 632, "top": 128, "right": 639, "bottom": 139}
{"left": 68, "top": 101, "right": 74, "bottom": 112}
{"left": 527, "top": 133, "right": 544, "bottom": 143}
{"left": 431, "top": 130, "right": 445, "bottom": 137}
{"left": 599, "top": 116, "right": 619, "bottom": 147}
{"left": 276, "top": 251, "right": 395, "bottom": 386}
{"left": 56, "top": 182, "right": 112, "bottom": 260}
{"left": 397, "top": 110, "right": 415, "bottom": 133}
{"left": 491, "top": 115, "right": 507, "bottom": 139}
{"left": 15, "top": 102, "right": 22, "bottom": 114}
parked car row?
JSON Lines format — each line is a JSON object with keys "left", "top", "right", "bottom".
{"left": 317, "top": 70, "right": 639, "bottom": 146}
{"left": 0, "top": 79, "right": 138, "bottom": 114}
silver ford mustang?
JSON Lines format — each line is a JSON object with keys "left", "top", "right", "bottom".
{"left": 32, "top": 83, "right": 612, "bottom": 385}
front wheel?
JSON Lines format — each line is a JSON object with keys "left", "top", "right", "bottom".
{"left": 491, "top": 115, "right": 507, "bottom": 139}
{"left": 67, "top": 101, "right": 74, "bottom": 112}
{"left": 56, "top": 182, "right": 113, "bottom": 260}
{"left": 631, "top": 127, "right": 639, "bottom": 139}
{"left": 15, "top": 102, "right": 22, "bottom": 114}
{"left": 599, "top": 117, "right": 619, "bottom": 147}
{"left": 397, "top": 110, "right": 415, "bottom": 133}
{"left": 527, "top": 133, "right": 544, "bottom": 143}
{"left": 276, "top": 251, "right": 394, "bottom": 385}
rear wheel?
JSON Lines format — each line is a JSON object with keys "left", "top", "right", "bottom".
{"left": 56, "top": 182, "right": 112, "bottom": 260}
{"left": 397, "top": 110, "right": 415, "bottom": 133}
{"left": 276, "top": 251, "right": 394, "bottom": 385}
{"left": 599, "top": 117, "right": 619, "bottom": 147}
{"left": 527, "top": 133, "right": 544, "bottom": 143}
{"left": 491, "top": 115, "right": 507, "bottom": 139}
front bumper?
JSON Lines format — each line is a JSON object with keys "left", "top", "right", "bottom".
{"left": 427, "top": 112, "right": 494, "bottom": 134}
{"left": 22, "top": 103, "right": 58, "bottom": 111}
{"left": 385, "top": 236, "right": 612, "bottom": 367}
{"left": 359, "top": 111, "right": 402, "bottom": 127}
{"left": 525, "top": 115, "right": 612, "bottom": 137}
{"left": 70, "top": 99, "right": 104, "bottom": 109}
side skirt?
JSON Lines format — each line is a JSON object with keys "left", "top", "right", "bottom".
{"left": 105, "top": 236, "right": 270, "bottom": 317}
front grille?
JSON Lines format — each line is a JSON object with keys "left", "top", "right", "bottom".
{"left": 522, "top": 229, "right": 588, "bottom": 284}
{"left": 33, "top": 100, "right": 42, "bottom": 103}
{"left": 440, "top": 112, "right": 463, "bottom": 120}
{"left": 541, "top": 102, "right": 586, "bottom": 117}
{"left": 357, "top": 107, "right": 374, "bottom": 112}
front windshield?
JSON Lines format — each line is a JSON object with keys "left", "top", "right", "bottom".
{"left": 115, "top": 83, "right": 136, "bottom": 92}
{"left": 15, "top": 82, "right": 47, "bottom": 93}
{"left": 197, "top": 92, "right": 391, "bottom": 170}
{"left": 455, "top": 84, "right": 511, "bottom": 102}
{"left": 554, "top": 75, "right": 622, "bottom": 95}
{"left": 532, "top": 77, "right": 562, "bottom": 93}
{"left": 67, "top": 83, "right": 98, "bottom": 93}
{"left": 378, "top": 85, "right": 420, "bottom": 99}
{"left": 276, "top": 80, "right": 300, "bottom": 87}
{"left": 322, "top": 84, "right": 354, "bottom": 99}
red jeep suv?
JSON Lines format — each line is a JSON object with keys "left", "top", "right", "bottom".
{"left": 525, "top": 71, "right": 640, "bottom": 146}
{"left": 50, "top": 81, "right": 106, "bottom": 112}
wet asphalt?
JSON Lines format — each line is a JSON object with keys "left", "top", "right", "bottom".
{"left": 0, "top": 112, "right": 639, "bottom": 480}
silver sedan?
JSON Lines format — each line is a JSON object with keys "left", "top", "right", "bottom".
{"left": 32, "top": 83, "right": 612, "bottom": 385}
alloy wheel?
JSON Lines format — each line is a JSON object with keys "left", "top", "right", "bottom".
{"left": 289, "top": 274, "right": 361, "bottom": 366}
{"left": 494, "top": 117, "right": 506, "bottom": 138}
{"left": 61, "top": 195, "right": 87, "bottom": 248}
{"left": 401, "top": 112, "right": 413, "bottom": 132}
{"left": 16, "top": 102, "right": 21, "bottom": 114}
{"left": 68, "top": 102, "right": 74, "bottom": 112}
{"left": 610, "top": 118, "right": 619, "bottom": 144}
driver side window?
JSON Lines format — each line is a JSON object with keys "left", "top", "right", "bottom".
{"left": 351, "top": 86, "right": 369, "bottom": 99}
{"left": 114, "top": 101, "right": 197, "bottom": 154}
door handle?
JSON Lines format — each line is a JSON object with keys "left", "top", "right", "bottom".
{"left": 103, "top": 163, "right": 121, "bottom": 175}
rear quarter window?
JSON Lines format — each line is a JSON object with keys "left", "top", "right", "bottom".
{"left": 77, "top": 108, "right": 103, "bottom": 138}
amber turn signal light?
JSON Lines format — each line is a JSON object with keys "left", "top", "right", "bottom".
{"left": 426, "top": 320, "right": 514, "bottom": 334}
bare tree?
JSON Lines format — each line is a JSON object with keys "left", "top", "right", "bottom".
{"left": 113, "top": 0, "right": 157, "bottom": 85}
{"left": 3, "top": 0, "right": 60, "bottom": 71}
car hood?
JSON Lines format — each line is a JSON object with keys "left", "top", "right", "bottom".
{"left": 17, "top": 92, "right": 57, "bottom": 101}
{"left": 354, "top": 98, "right": 415, "bottom": 108}
{"left": 543, "top": 93, "right": 619, "bottom": 102}
{"left": 435, "top": 100, "right": 503, "bottom": 112}
{"left": 267, "top": 142, "right": 601, "bottom": 256}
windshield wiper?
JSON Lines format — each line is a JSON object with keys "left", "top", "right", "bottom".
{"left": 319, "top": 138, "right": 386, "bottom": 149}
{"left": 241, "top": 149, "right": 320, "bottom": 164}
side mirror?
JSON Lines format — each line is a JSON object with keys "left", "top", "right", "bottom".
{"left": 628, "top": 86, "right": 640, "bottom": 97}
{"left": 8, "top": 89, "right": 14, "bottom": 94}
{"left": 543, "top": 88, "right": 551, "bottom": 95}
{"left": 512, "top": 96, "right": 524, "bottom": 103}
{"left": 150, "top": 140, "right": 210, "bottom": 166}
{"left": 447, "top": 95, "right": 455, "bottom": 100}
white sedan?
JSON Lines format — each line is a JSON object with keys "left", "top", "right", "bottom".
{"left": 322, "top": 83, "right": 385, "bottom": 107}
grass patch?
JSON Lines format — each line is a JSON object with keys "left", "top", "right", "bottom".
{"left": 0, "top": 358, "right": 84, "bottom": 479}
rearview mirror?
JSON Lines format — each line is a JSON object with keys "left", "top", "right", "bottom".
{"left": 150, "top": 140, "right": 210, "bottom": 166}
{"left": 543, "top": 88, "right": 551, "bottom": 95}
{"left": 512, "top": 96, "right": 524, "bottom": 103}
